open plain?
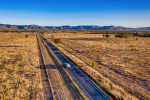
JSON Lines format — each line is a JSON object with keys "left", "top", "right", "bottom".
{"left": 0, "top": 33, "right": 43, "bottom": 100}
{"left": 45, "top": 32, "right": 150, "bottom": 99}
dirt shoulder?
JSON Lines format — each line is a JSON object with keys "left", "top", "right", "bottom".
{"left": 0, "top": 33, "right": 43, "bottom": 100}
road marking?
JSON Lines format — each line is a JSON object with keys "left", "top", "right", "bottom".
{"left": 67, "top": 69, "right": 93, "bottom": 100}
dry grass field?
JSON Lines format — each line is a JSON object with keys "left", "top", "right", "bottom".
{"left": 45, "top": 32, "right": 150, "bottom": 99}
{"left": 0, "top": 33, "right": 42, "bottom": 100}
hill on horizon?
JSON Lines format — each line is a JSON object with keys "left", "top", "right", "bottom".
{"left": 0, "top": 24, "right": 150, "bottom": 31}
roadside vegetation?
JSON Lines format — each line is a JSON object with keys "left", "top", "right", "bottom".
{"left": 44, "top": 31, "right": 150, "bottom": 100}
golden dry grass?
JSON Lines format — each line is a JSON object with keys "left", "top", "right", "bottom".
{"left": 45, "top": 33, "right": 150, "bottom": 99}
{"left": 0, "top": 33, "right": 43, "bottom": 100}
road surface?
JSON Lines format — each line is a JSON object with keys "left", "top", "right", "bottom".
{"left": 38, "top": 33, "right": 110, "bottom": 100}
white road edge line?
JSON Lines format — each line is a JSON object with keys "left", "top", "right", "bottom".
{"left": 73, "top": 67, "right": 110, "bottom": 100}
{"left": 67, "top": 69, "right": 93, "bottom": 100}
{"left": 58, "top": 59, "right": 93, "bottom": 100}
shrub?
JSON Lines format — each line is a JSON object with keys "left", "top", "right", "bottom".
{"left": 97, "top": 50, "right": 101, "bottom": 53}
{"left": 40, "top": 32, "right": 44, "bottom": 35}
{"left": 130, "top": 45, "right": 134, "bottom": 47}
{"left": 137, "top": 61, "right": 141, "bottom": 63}
{"left": 115, "top": 34, "right": 129, "bottom": 38}
{"left": 25, "top": 35, "right": 29, "bottom": 38}
{"left": 131, "top": 48, "right": 137, "bottom": 51}
{"left": 136, "top": 38, "right": 138, "bottom": 40}
{"left": 17, "top": 31, "right": 21, "bottom": 33}
{"left": 129, "top": 61, "right": 133, "bottom": 63}
{"left": 145, "top": 50, "right": 148, "bottom": 53}
{"left": 92, "top": 62, "right": 97, "bottom": 67}
{"left": 105, "top": 34, "right": 110, "bottom": 38}
{"left": 92, "top": 49, "right": 97, "bottom": 52}
{"left": 103, "top": 34, "right": 110, "bottom": 38}
{"left": 54, "top": 39, "right": 62, "bottom": 43}
{"left": 89, "top": 62, "right": 92, "bottom": 66}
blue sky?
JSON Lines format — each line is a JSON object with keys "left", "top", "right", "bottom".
{"left": 0, "top": 0, "right": 150, "bottom": 27}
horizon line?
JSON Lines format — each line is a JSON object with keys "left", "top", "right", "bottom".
{"left": 1, "top": 23, "right": 150, "bottom": 28}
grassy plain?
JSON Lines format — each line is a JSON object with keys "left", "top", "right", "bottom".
{"left": 45, "top": 32, "right": 150, "bottom": 99}
{"left": 0, "top": 33, "right": 42, "bottom": 100}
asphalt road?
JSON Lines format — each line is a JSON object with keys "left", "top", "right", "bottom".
{"left": 38, "top": 33, "right": 110, "bottom": 100}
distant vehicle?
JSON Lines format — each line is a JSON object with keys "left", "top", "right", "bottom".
{"left": 64, "top": 63, "right": 71, "bottom": 68}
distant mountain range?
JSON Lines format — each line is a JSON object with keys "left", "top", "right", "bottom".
{"left": 0, "top": 24, "right": 150, "bottom": 31}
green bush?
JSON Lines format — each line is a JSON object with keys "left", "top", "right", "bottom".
{"left": 89, "top": 62, "right": 92, "bottom": 66}
{"left": 130, "top": 45, "right": 134, "bottom": 47}
{"left": 145, "top": 50, "right": 148, "bottom": 53}
{"left": 103, "top": 34, "right": 110, "bottom": 38}
{"left": 136, "top": 38, "right": 138, "bottom": 40}
{"left": 97, "top": 50, "right": 101, "bottom": 53}
{"left": 17, "top": 31, "right": 21, "bottom": 33}
{"left": 115, "top": 34, "right": 129, "bottom": 38}
{"left": 54, "top": 39, "right": 62, "bottom": 43}
{"left": 40, "top": 32, "right": 44, "bottom": 35}
{"left": 129, "top": 61, "right": 133, "bottom": 63}
{"left": 92, "top": 49, "right": 97, "bottom": 52}
{"left": 105, "top": 34, "right": 110, "bottom": 38}
{"left": 92, "top": 62, "right": 97, "bottom": 67}
{"left": 25, "top": 35, "right": 29, "bottom": 38}
{"left": 131, "top": 48, "right": 137, "bottom": 51}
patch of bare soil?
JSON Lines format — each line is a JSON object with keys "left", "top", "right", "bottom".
{"left": 45, "top": 33, "right": 150, "bottom": 99}
{"left": 0, "top": 33, "right": 42, "bottom": 100}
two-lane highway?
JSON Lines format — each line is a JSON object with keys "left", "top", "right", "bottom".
{"left": 38, "top": 33, "right": 110, "bottom": 100}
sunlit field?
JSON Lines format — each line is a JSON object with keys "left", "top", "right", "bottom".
{"left": 45, "top": 32, "right": 150, "bottom": 99}
{"left": 0, "top": 33, "right": 42, "bottom": 100}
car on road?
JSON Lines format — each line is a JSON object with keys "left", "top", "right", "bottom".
{"left": 63, "top": 63, "right": 71, "bottom": 68}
